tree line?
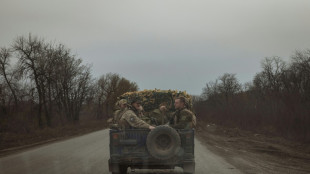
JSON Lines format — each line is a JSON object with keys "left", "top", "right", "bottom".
{"left": 0, "top": 34, "right": 138, "bottom": 133}
{"left": 194, "top": 50, "right": 310, "bottom": 142}
{"left": 1, "top": 34, "right": 309, "bottom": 142}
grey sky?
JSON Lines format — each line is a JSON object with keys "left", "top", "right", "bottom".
{"left": 1, "top": 0, "right": 310, "bottom": 95}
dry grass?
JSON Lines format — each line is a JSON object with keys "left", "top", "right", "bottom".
{"left": 0, "top": 119, "right": 107, "bottom": 151}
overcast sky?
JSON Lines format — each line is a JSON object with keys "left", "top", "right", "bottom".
{"left": 1, "top": 0, "right": 310, "bottom": 95}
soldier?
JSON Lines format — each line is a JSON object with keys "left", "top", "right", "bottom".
{"left": 118, "top": 98, "right": 155, "bottom": 130}
{"left": 170, "top": 96, "right": 196, "bottom": 129}
{"left": 112, "top": 99, "right": 128, "bottom": 124}
{"left": 131, "top": 99, "right": 151, "bottom": 124}
{"left": 148, "top": 103, "right": 171, "bottom": 126}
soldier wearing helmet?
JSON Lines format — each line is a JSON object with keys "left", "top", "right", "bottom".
{"left": 118, "top": 98, "right": 155, "bottom": 130}
{"left": 112, "top": 99, "right": 128, "bottom": 124}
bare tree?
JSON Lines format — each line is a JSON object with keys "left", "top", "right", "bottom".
{"left": 261, "top": 57, "right": 286, "bottom": 92}
{"left": 201, "top": 73, "right": 241, "bottom": 106}
{"left": 13, "top": 34, "right": 48, "bottom": 128}
{"left": 48, "top": 45, "right": 93, "bottom": 122}
{"left": 201, "top": 80, "right": 219, "bottom": 101}
{"left": 289, "top": 50, "right": 310, "bottom": 100}
{"left": 95, "top": 73, "right": 138, "bottom": 119}
{"left": 218, "top": 73, "right": 242, "bottom": 99}
{"left": 0, "top": 48, "right": 18, "bottom": 107}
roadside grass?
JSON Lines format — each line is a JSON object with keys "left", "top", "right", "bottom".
{"left": 0, "top": 119, "right": 108, "bottom": 153}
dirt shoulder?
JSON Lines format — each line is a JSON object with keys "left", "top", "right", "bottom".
{"left": 196, "top": 123, "right": 310, "bottom": 174}
{"left": 0, "top": 120, "right": 107, "bottom": 157}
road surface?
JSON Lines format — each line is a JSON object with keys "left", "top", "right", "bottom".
{"left": 0, "top": 129, "right": 241, "bottom": 174}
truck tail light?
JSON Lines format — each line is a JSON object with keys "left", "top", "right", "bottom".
{"left": 113, "top": 133, "right": 119, "bottom": 140}
{"left": 186, "top": 133, "right": 191, "bottom": 139}
{"left": 112, "top": 133, "right": 119, "bottom": 146}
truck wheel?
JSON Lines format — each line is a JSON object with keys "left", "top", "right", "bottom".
{"left": 146, "top": 125, "right": 181, "bottom": 160}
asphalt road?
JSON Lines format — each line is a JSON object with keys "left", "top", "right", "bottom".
{"left": 0, "top": 129, "right": 241, "bottom": 174}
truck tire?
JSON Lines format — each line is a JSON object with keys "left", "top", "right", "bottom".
{"left": 146, "top": 125, "right": 181, "bottom": 160}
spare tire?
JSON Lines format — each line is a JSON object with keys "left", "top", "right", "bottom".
{"left": 146, "top": 125, "right": 181, "bottom": 160}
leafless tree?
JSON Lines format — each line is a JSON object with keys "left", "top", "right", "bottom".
{"left": 201, "top": 80, "right": 219, "bottom": 101}
{"left": 95, "top": 73, "right": 138, "bottom": 119}
{"left": 257, "top": 57, "right": 286, "bottom": 93}
{"left": 218, "top": 73, "right": 241, "bottom": 100}
{"left": 13, "top": 34, "right": 52, "bottom": 127}
{"left": 201, "top": 73, "right": 241, "bottom": 107}
{"left": 288, "top": 50, "right": 310, "bottom": 100}
{"left": 0, "top": 48, "right": 19, "bottom": 107}
{"left": 49, "top": 45, "right": 92, "bottom": 122}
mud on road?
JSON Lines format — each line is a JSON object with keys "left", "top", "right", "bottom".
{"left": 196, "top": 123, "right": 310, "bottom": 174}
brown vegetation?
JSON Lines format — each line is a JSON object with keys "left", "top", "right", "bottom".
{"left": 194, "top": 51, "right": 310, "bottom": 142}
{"left": 1, "top": 33, "right": 309, "bottom": 151}
{"left": 0, "top": 34, "right": 138, "bottom": 150}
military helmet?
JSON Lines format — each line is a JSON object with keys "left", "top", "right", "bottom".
{"left": 130, "top": 97, "right": 142, "bottom": 105}
{"left": 118, "top": 99, "right": 127, "bottom": 105}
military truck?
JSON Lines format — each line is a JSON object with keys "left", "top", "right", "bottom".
{"left": 108, "top": 90, "right": 195, "bottom": 174}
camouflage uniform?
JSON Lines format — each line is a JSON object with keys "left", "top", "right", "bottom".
{"left": 170, "top": 108, "right": 196, "bottom": 129}
{"left": 118, "top": 108, "right": 151, "bottom": 129}
{"left": 140, "top": 114, "right": 151, "bottom": 125}
{"left": 147, "top": 109, "right": 171, "bottom": 125}
{"left": 134, "top": 108, "right": 144, "bottom": 118}
{"left": 131, "top": 106, "right": 151, "bottom": 125}
{"left": 112, "top": 99, "right": 128, "bottom": 124}
{"left": 113, "top": 109, "right": 127, "bottom": 124}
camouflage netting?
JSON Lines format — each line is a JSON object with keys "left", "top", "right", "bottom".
{"left": 119, "top": 89, "right": 192, "bottom": 112}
